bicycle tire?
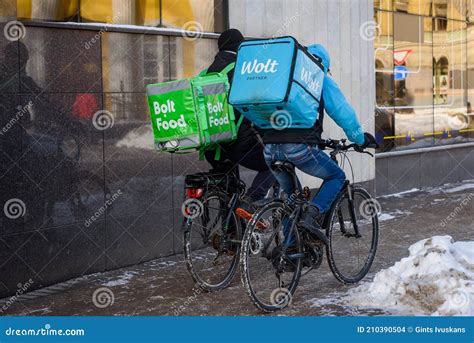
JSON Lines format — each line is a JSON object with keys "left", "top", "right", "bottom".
{"left": 240, "top": 200, "right": 303, "bottom": 312}
{"left": 325, "top": 187, "right": 379, "bottom": 284}
{"left": 183, "top": 190, "right": 242, "bottom": 292}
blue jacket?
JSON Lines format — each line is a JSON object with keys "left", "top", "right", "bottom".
{"left": 307, "top": 44, "right": 364, "bottom": 145}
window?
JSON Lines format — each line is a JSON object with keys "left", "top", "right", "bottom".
{"left": 16, "top": 0, "right": 229, "bottom": 33}
{"left": 374, "top": 2, "right": 473, "bottom": 152}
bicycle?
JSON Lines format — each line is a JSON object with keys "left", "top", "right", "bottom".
{"left": 239, "top": 139, "right": 380, "bottom": 312}
{"left": 182, "top": 160, "right": 280, "bottom": 292}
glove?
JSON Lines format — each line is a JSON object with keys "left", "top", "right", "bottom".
{"left": 355, "top": 132, "right": 378, "bottom": 152}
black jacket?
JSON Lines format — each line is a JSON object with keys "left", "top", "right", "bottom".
{"left": 261, "top": 102, "right": 325, "bottom": 145}
{"left": 207, "top": 50, "right": 260, "bottom": 153}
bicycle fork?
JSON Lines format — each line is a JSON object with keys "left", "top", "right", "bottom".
{"left": 337, "top": 183, "right": 361, "bottom": 238}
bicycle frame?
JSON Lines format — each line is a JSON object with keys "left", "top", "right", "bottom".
{"left": 274, "top": 141, "right": 367, "bottom": 242}
{"left": 241, "top": 139, "right": 379, "bottom": 311}
{"left": 329, "top": 151, "right": 362, "bottom": 238}
{"left": 183, "top": 167, "right": 245, "bottom": 243}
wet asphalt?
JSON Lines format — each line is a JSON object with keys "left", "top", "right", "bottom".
{"left": 1, "top": 181, "right": 473, "bottom": 316}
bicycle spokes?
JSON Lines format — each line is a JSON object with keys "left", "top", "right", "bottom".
{"left": 240, "top": 202, "right": 302, "bottom": 312}
{"left": 327, "top": 188, "right": 379, "bottom": 284}
{"left": 184, "top": 192, "right": 242, "bottom": 292}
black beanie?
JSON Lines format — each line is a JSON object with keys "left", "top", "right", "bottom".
{"left": 218, "top": 28, "right": 244, "bottom": 52}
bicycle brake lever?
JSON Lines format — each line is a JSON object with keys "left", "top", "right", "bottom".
{"left": 364, "top": 151, "right": 374, "bottom": 157}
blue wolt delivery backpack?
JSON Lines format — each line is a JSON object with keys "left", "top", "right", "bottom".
{"left": 229, "top": 36, "right": 325, "bottom": 129}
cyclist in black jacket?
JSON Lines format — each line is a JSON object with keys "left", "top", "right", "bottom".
{"left": 204, "top": 29, "right": 275, "bottom": 213}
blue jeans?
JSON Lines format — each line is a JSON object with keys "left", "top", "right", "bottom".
{"left": 263, "top": 144, "right": 346, "bottom": 213}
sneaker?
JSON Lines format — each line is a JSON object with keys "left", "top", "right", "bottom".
{"left": 298, "top": 205, "right": 328, "bottom": 245}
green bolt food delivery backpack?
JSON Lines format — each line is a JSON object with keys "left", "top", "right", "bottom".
{"left": 146, "top": 63, "right": 242, "bottom": 159}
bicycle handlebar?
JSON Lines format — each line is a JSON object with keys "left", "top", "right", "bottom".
{"left": 319, "top": 139, "right": 377, "bottom": 157}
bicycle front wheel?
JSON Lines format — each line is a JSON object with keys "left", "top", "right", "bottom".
{"left": 326, "top": 187, "right": 379, "bottom": 284}
{"left": 240, "top": 201, "right": 303, "bottom": 312}
{"left": 183, "top": 191, "right": 241, "bottom": 292}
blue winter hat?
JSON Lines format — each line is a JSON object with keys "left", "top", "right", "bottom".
{"left": 307, "top": 44, "right": 330, "bottom": 74}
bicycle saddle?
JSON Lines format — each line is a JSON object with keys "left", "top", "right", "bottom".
{"left": 271, "top": 161, "right": 295, "bottom": 173}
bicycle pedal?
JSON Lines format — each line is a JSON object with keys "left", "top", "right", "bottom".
{"left": 235, "top": 208, "right": 269, "bottom": 230}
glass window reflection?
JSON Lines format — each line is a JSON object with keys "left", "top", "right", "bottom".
{"left": 393, "top": 16, "right": 434, "bottom": 149}
{"left": 375, "top": 1, "right": 473, "bottom": 152}
{"left": 465, "top": 21, "right": 474, "bottom": 140}
{"left": 15, "top": 0, "right": 228, "bottom": 32}
{"left": 433, "top": 19, "right": 470, "bottom": 146}
{"left": 394, "top": 0, "right": 467, "bottom": 21}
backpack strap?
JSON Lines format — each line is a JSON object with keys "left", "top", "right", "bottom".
{"left": 198, "top": 62, "right": 235, "bottom": 77}
{"left": 235, "top": 114, "right": 244, "bottom": 131}
{"left": 220, "top": 62, "right": 235, "bottom": 75}
{"left": 318, "top": 95, "right": 325, "bottom": 126}
{"left": 213, "top": 145, "right": 222, "bottom": 160}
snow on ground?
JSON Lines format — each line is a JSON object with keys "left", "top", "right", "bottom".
{"left": 378, "top": 210, "right": 413, "bottom": 222}
{"left": 442, "top": 183, "right": 474, "bottom": 194}
{"left": 380, "top": 188, "right": 420, "bottom": 198}
{"left": 426, "top": 180, "right": 474, "bottom": 195}
{"left": 347, "top": 236, "right": 474, "bottom": 316}
{"left": 378, "top": 213, "right": 395, "bottom": 221}
{"left": 380, "top": 180, "right": 474, "bottom": 199}
{"left": 101, "top": 271, "right": 139, "bottom": 287}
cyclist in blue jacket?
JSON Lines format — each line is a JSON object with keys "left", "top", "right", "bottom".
{"left": 255, "top": 44, "right": 376, "bottom": 241}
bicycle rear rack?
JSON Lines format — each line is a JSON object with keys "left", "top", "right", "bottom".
{"left": 185, "top": 170, "right": 243, "bottom": 195}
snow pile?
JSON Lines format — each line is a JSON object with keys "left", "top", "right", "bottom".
{"left": 347, "top": 236, "right": 474, "bottom": 315}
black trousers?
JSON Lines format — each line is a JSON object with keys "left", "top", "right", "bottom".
{"left": 204, "top": 143, "right": 275, "bottom": 201}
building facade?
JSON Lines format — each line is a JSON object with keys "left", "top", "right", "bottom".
{"left": 374, "top": 0, "right": 474, "bottom": 194}
{"left": 0, "top": 0, "right": 471, "bottom": 298}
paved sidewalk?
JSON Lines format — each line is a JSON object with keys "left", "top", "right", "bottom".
{"left": 2, "top": 181, "right": 473, "bottom": 316}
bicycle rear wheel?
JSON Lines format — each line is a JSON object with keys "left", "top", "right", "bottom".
{"left": 240, "top": 201, "right": 303, "bottom": 312}
{"left": 326, "top": 187, "right": 379, "bottom": 284}
{"left": 183, "top": 191, "right": 241, "bottom": 292}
